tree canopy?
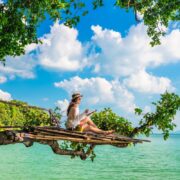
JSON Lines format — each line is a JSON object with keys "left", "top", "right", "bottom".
{"left": 0, "top": 0, "right": 179, "bottom": 62}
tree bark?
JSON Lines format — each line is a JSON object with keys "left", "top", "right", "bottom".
{"left": 47, "top": 140, "right": 95, "bottom": 160}
{"left": 0, "top": 127, "right": 149, "bottom": 160}
{"left": 0, "top": 131, "right": 21, "bottom": 145}
{"left": 130, "top": 123, "right": 150, "bottom": 137}
{"left": 0, "top": 130, "right": 95, "bottom": 160}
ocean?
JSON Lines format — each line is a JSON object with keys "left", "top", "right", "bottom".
{"left": 0, "top": 134, "right": 180, "bottom": 180}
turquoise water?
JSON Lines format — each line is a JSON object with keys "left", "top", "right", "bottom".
{"left": 0, "top": 134, "right": 180, "bottom": 180}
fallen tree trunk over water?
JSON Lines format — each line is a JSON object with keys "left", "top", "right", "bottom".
{"left": 0, "top": 126, "right": 150, "bottom": 160}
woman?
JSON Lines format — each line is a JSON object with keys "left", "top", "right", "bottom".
{"left": 65, "top": 93, "right": 114, "bottom": 135}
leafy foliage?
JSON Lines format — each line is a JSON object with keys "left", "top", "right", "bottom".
{"left": 0, "top": 100, "right": 60, "bottom": 127}
{"left": 60, "top": 141, "right": 96, "bottom": 161}
{"left": 131, "top": 92, "right": 180, "bottom": 140}
{"left": 1, "top": 0, "right": 179, "bottom": 62}
{"left": 115, "top": 0, "right": 180, "bottom": 46}
{"left": 91, "top": 108, "right": 133, "bottom": 136}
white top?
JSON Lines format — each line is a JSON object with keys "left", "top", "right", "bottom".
{"left": 66, "top": 106, "right": 87, "bottom": 129}
{"left": 72, "top": 106, "right": 87, "bottom": 128}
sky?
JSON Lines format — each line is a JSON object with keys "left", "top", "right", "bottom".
{"left": 0, "top": 1, "right": 180, "bottom": 130}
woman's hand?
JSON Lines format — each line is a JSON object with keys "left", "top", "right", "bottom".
{"left": 84, "top": 109, "right": 89, "bottom": 114}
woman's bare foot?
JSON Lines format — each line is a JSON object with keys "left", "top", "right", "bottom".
{"left": 104, "top": 130, "right": 115, "bottom": 135}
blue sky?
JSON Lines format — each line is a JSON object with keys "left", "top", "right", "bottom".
{"left": 0, "top": 2, "right": 180, "bottom": 130}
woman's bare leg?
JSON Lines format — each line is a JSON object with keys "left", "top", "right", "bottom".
{"left": 80, "top": 117, "right": 97, "bottom": 128}
{"left": 87, "top": 117, "right": 97, "bottom": 127}
{"left": 82, "top": 124, "right": 114, "bottom": 135}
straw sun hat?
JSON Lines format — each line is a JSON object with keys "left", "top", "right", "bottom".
{"left": 71, "top": 92, "right": 83, "bottom": 100}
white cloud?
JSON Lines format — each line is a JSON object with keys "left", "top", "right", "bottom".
{"left": 0, "top": 89, "right": 12, "bottom": 101}
{"left": 91, "top": 23, "right": 180, "bottom": 93}
{"left": 0, "top": 53, "right": 37, "bottom": 79}
{"left": 38, "top": 22, "right": 91, "bottom": 71}
{"left": 92, "top": 23, "right": 180, "bottom": 76}
{"left": 54, "top": 76, "right": 136, "bottom": 113}
{"left": 0, "top": 76, "right": 7, "bottom": 84}
{"left": 2, "top": 22, "right": 179, "bottom": 94}
{"left": 0, "top": 43, "right": 38, "bottom": 81}
{"left": 25, "top": 43, "right": 38, "bottom": 54}
{"left": 111, "top": 80, "right": 136, "bottom": 112}
{"left": 56, "top": 99, "right": 69, "bottom": 115}
{"left": 0, "top": 22, "right": 94, "bottom": 82}
{"left": 54, "top": 76, "right": 114, "bottom": 105}
{"left": 136, "top": 11, "right": 143, "bottom": 21}
{"left": 124, "top": 70, "right": 174, "bottom": 94}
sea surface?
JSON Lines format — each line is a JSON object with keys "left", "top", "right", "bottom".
{"left": 0, "top": 134, "right": 180, "bottom": 180}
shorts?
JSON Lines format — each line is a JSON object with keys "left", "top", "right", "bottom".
{"left": 75, "top": 124, "right": 84, "bottom": 132}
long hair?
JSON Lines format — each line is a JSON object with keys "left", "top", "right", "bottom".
{"left": 67, "top": 98, "right": 78, "bottom": 116}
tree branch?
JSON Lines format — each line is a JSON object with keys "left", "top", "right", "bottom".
{"left": 47, "top": 140, "right": 96, "bottom": 160}
{"left": 0, "top": 131, "right": 95, "bottom": 160}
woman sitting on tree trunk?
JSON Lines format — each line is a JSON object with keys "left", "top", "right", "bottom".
{"left": 65, "top": 92, "right": 114, "bottom": 135}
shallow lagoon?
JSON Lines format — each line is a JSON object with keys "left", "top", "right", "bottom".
{"left": 0, "top": 134, "right": 180, "bottom": 180}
